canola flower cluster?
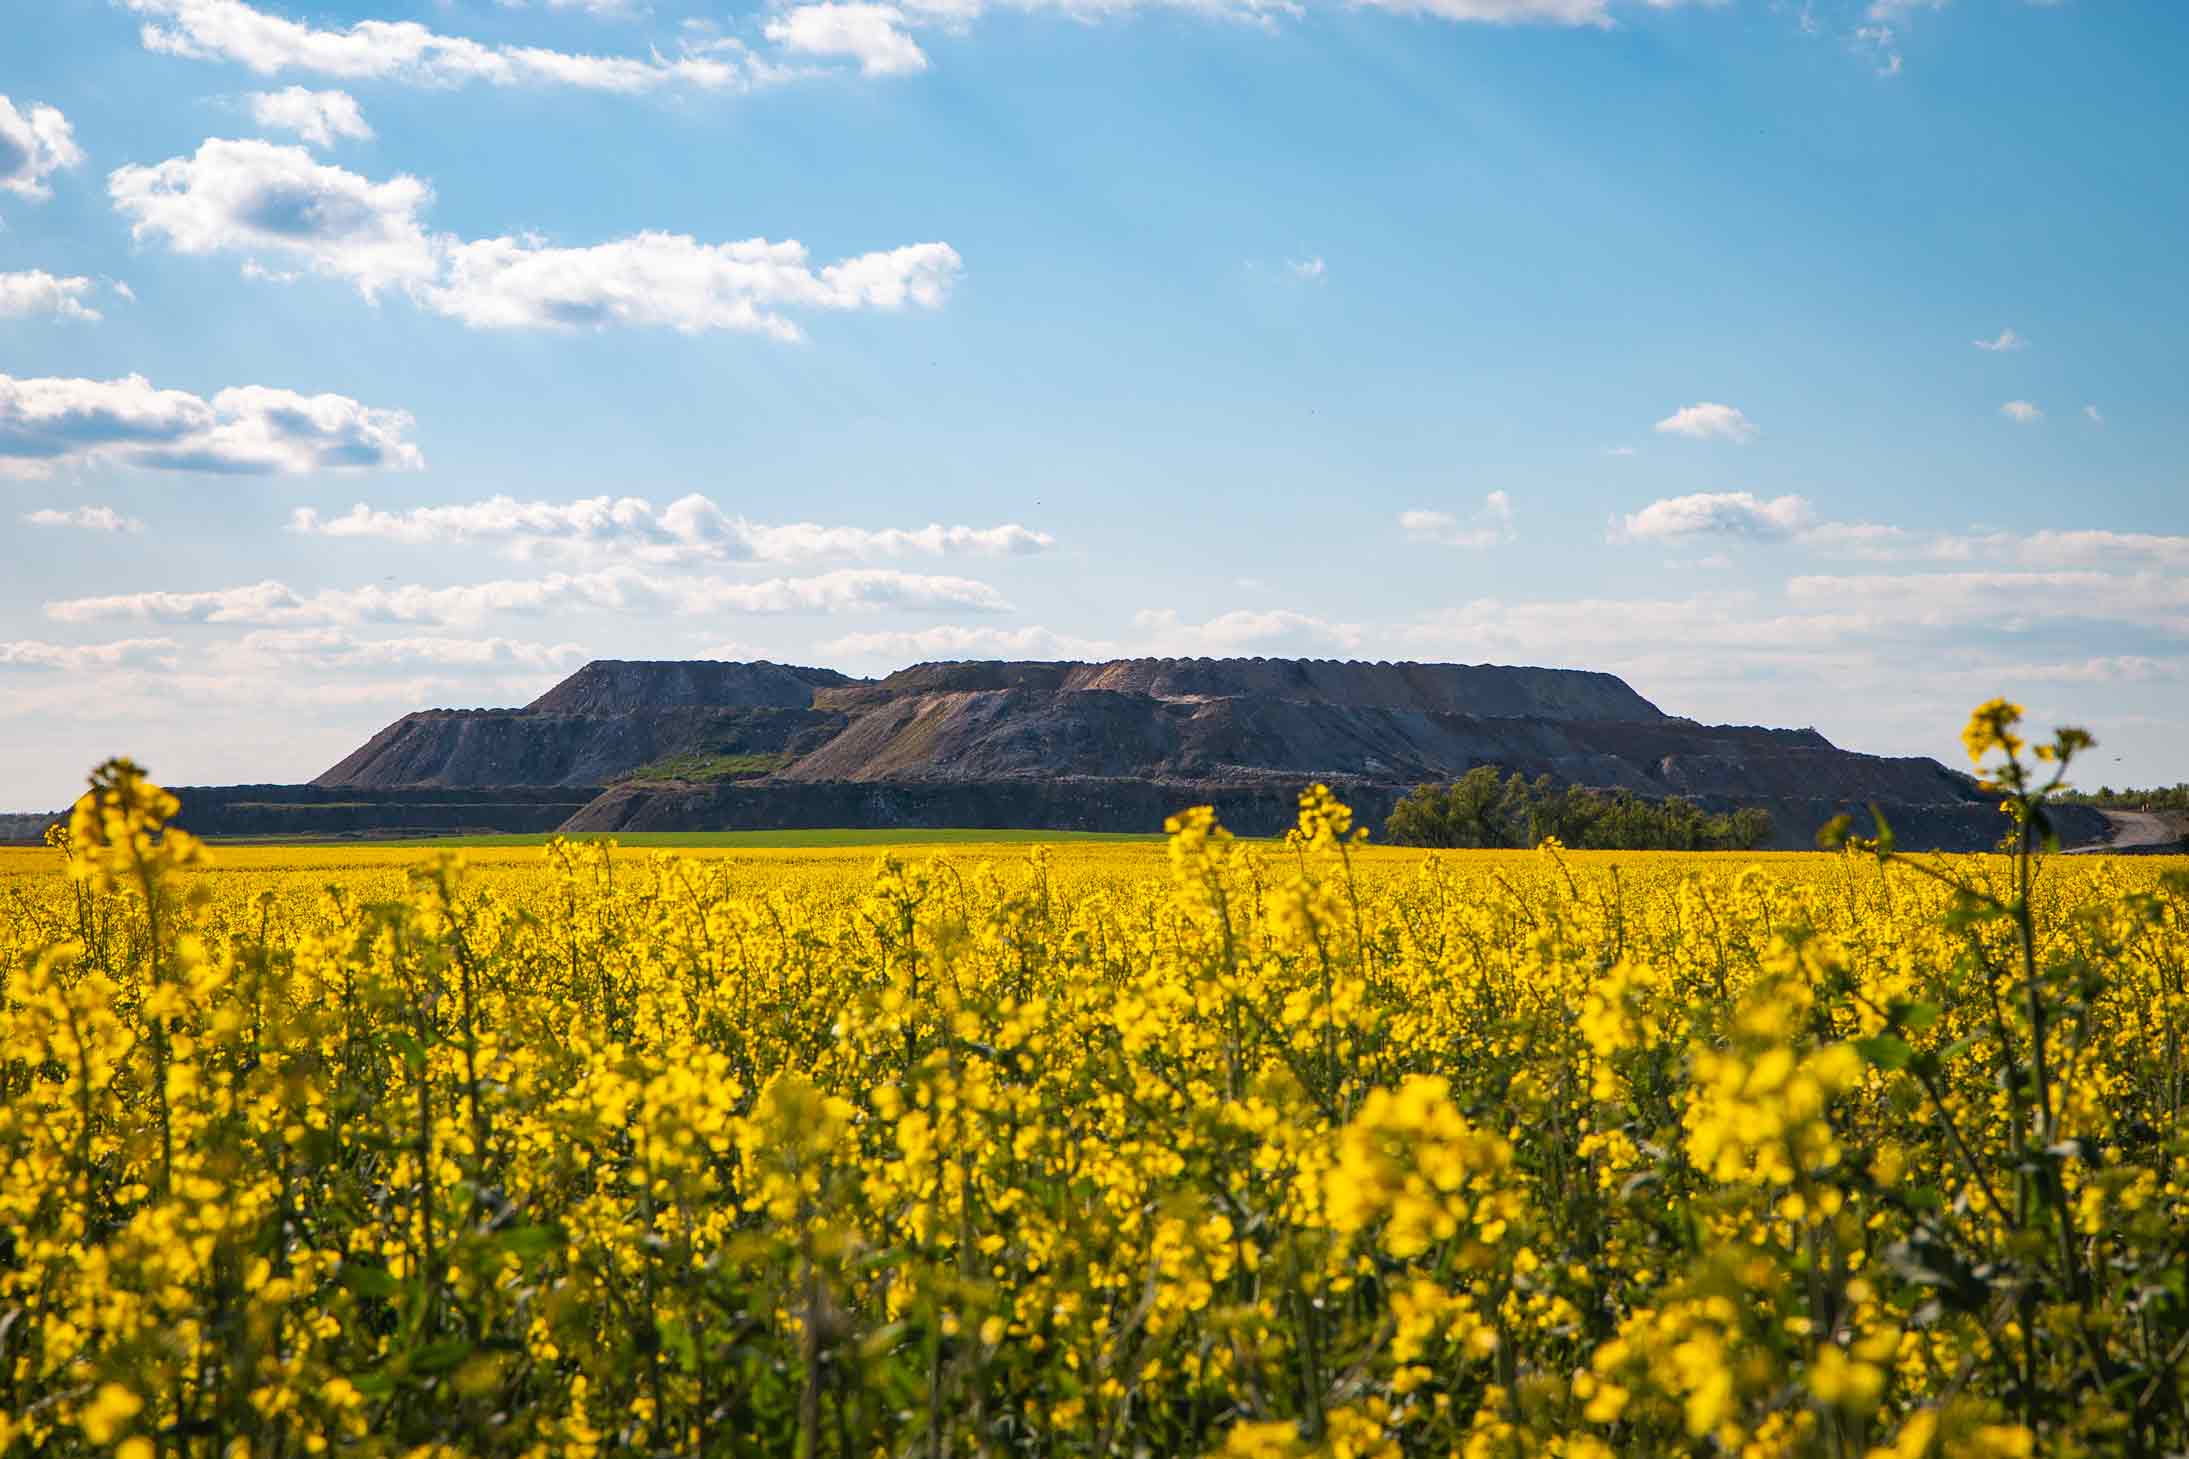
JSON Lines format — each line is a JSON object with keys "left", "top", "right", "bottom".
{"left": 2, "top": 706, "right": 2189, "bottom": 1458}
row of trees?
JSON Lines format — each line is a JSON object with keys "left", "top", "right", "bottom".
{"left": 1384, "top": 766, "right": 1774, "bottom": 851}
{"left": 2060, "top": 782, "right": 2189, "bottom": 812}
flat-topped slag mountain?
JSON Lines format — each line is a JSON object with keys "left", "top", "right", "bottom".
{"left": 267, "top": 655, "right": 2069, "bottom": 849}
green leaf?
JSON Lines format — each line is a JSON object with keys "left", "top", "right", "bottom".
{"left": 1935, "top": 1035, "right": 1983, "bottom": 1066}
{"left": 1856, "top": 1035, "right": 1914, "bottom": 1071}
{"left": 1898, "top": 1001, "right": 1942, "bottom": 1032}
{"left": 493, "top": 1224, "right": 562, "bottom": 1258}
{"left": 340, "top": 1264, "right": 401, "bottom": 1299}
{"left": 410, "top": 1338, "right": 474, "bottom": 1374}
{"left": 859, "top": 1321, "right": 910, "bottom": 1360}
{"left": 659, "top": 1318, "right": 699, "bottom": 1373}
{"left": 1867, "top": 803, "right": 1897, "bottom": 855}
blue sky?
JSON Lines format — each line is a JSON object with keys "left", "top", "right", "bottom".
{"left": 3, "top": 0, "right": 2184, "bottom": 807}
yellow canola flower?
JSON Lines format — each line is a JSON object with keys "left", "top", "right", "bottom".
{"left": 80, "top": 1383, "right": 143, "bottom": 1444}
{"left": 0, "top": 710, "right": 2174, "bottom": 1459}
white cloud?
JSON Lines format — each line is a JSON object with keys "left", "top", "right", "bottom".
{"left": 2083, "top": 404, "right": 2103, "bottom": 426}
{"left": 422, "top": 233, "right": 962, "bottom": 340}
{"left": 0, "top": 638, "right": 179, "bottom": 672}
{"left": 1602, "top": 445, "right": 1636, "bottom": 457}
{"left": 123, "top": 0, "right": 757, "bottom": 92}
{"left": 1792, "top": 520, "right": 1920, "bottom": 558}
{"left": 289, "top": 493, "right": 1053, "bottom": 563}
{"left": 2000, "top": 399, "right": 2042, "bottom": 423}
{"left": 0, "top": 271, "right": 102, "bottom": 322}
{"left": 1400, "top": 490, "right": 1514, "bottom": 548}
{"left": 1287, "top": 255, "right": 1326, "bottom": 281}
{"left": 1652, "top": 401, "right": 1757, "bottom": 443}
{"left": 24, "top": 505, "right": 146, "bottom": 533}
{"left": 0, "top": 373, "right": 423, "bottom": 477}
{"left": 0, "top": 97, "right": 83, "bottom": 207}
{"left": 111, "top": 139, "right": 438, "bottom": 297}
{"left": 764, "top": 4, "right": 930, "bottom": 76}
{"left": 45, "top": 566, "right": 1012, "bottom": 628}
{"left": 111, "top": 141, "right": 963, "bottom": 339}
{"left": 1854, "top": 23, "right": 1901, "bottom": 76}
{"left": 1973, "top": 327, "right": 2027, "bottom": 352}
{"left": 2014, "top": 529, "right": 2189, "bottom": 569}
{"left": 248, "top": 87, "right": 373, "bottom": 146}
{"left": 1620, "top": 490, "right": 1811, "bottom": 541}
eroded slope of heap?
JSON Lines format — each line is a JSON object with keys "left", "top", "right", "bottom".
{"left": 297, "top": 656, "right": 2064, "bottom": 849}
{"left": 315, "top": 661, "right": 853, "bottom": 790}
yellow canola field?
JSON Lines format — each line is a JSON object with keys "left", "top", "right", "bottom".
{"left": 4, "top": 752, "right": 2188, "bottom": 1458}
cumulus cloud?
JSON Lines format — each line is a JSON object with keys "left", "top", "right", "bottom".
{"left": 123, "top": 0, "right": 758, "bottom": 92}
{"left": 1400, "top": 490, "right": 1514, "bottom": 548}
{"left": 2084, "top": 404, "right": 2104, "bottom": 426}
{"left": 764, "top": 5, "right": 929, "bottom": 75}
{"left": 0, "top": 97, "right": 83, "bottom": 208}
{"left": 248, "top": 87, "right": 373, "bottom": 146}
{"left": 1620, "top": 491, "right": 1811, "bottom": 541}
{"left": 1653, "top": 402, "right": 1758, "bottom": 443}
{"left": 111, "top": 139, "right": 437, "bottom": 297}
{"left": 0, "top": 271, "right": 102, "bottom": 322}
{"left": 0, "top": 638, "right": 179, "bottom": 672}
{"left": 45, "top": 566, "right": 1012, "bottom": 628}
{"left": 289, "top": 494, "right": 1054, "bottom": 563}
{"left": 422, "top": 234, "right": 962, "bottom": 340}
{"left": 1974, "top": 327, "right": 2027, "bottom": 352}
{"left": 0, "top": 372, "right": 424, "bottom": 476}
{"left": 2001, "top": 400, "right": 2042, "bottom": 423}
{"left": 110, "top": 140, "right": 963, "bottom": 339}
{"left": 24, "top": 505, "right": 146, "bottom": 532}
